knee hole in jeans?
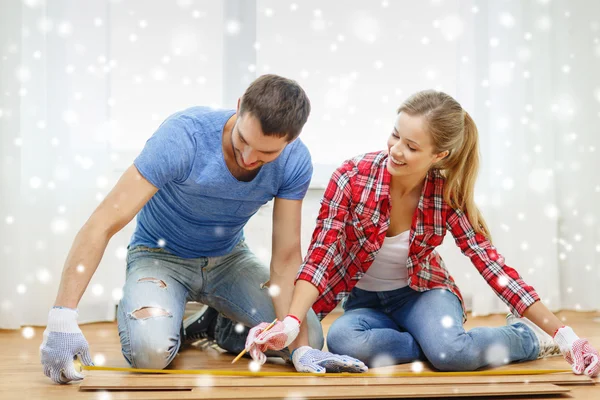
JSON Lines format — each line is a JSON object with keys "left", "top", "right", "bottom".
{"left": 138, "top": 277, "right": 167, "bottom": 288}
{"left": 130, "top": 306, "right": 172, "bottom": 320}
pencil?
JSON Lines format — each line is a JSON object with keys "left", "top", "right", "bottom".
{"left": 231, "top": 318, "right": 278, "bottom": 364}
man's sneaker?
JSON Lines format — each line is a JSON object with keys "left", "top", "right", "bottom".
{"left": 506, "top": 313, "right": 561, "bottom": 359}
{"left": 182, "top": 305, "right": 219, "bottom": 346}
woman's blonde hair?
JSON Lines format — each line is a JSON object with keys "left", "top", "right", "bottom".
{"left": 397, "top": 90, "right": 491, "bottom": 239}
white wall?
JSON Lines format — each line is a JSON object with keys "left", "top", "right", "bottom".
{"left": 1, "top": 0, "right": 599, "bottom": 328}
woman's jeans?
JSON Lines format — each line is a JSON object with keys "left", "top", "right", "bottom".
{"left": 117, "top": 240, "right": 324, "bottom": 369}
{"left": 326, "top": 286, "right": 539, "bottom": 371}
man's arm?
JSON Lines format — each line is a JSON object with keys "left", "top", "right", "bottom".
{"left": 269, "top": 197, "right": 309, "bottom": 350}
{"left": 54, "top": 164, "right": 158, "bottom": 308}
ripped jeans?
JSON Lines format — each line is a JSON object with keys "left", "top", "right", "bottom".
{"left": 117, "top": 240, "right": 324, "bottom": 369}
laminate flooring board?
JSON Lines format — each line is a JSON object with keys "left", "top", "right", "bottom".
{"left": 4, "top": 310, "right": 599, "bottom": 400}
{"left": 82, "top": 383, "right": 570, "bottom": 399}
{"left": 79, "top": 371, "right": 593, "bottom": 390}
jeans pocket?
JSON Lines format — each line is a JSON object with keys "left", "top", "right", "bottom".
{"left": 126, "top": 246, "right": 170, "bottom": 269}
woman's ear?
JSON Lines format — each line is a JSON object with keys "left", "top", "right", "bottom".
{"left": 434, "top": 150, "right": 450, "bottom": 163}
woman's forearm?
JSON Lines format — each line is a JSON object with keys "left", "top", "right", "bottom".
{"left": 521, "top": 300, "right": 564, "bottom": 337}
{"left": 288, "top": 280, "right": 321, "bottom": 350}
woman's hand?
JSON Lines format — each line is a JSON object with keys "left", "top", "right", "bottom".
{"left": 554, "top": 326, "right": 599, "bottom": 377}
{"left": 244, "top": 315, "right": 301, "bottom": 364}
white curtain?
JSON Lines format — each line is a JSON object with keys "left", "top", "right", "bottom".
{"left": 1, "top": 0, "right": 598, "bottom": 329}
{"left": 1, "top": 0, "right": 116, "bottom": 329}
{"left": 440, "top": 0, "right": 600, "bottom": 316}
{"left": 0, "top": 0, "right": 224, "bottom": 329}
{"left": 255, "top": 0, "right": 600, "bottom": 315}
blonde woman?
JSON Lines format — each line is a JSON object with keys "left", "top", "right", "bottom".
{"left": 244, "top": 90, "right": 600, "bottom": 376}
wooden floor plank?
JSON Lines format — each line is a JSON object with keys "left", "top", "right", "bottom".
{"left": 81, "top": 383, "right": 569, "bottom": 399}
{"left": 4, "top": 310, "right": 599, "bottom": 399}
{"left": 79, "top": 371, "right": 592, "bottom": 390}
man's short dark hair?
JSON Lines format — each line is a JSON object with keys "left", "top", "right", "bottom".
{"left": 239, "top": 74, "right": 311, "bottom": 142}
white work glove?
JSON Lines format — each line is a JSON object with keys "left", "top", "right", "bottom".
{"left": 554, "top": 326, "right": 599, "bottom": 377}
{"left": 245, "top": 315, "right": 301, "bottom": 364}
{"left": 291, "top": 346, "right": 368, "bottom": 374}
{"left": 40, "top": 307, "right": 94, "bottom": 384}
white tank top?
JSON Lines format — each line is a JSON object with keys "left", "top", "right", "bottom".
{"left": 355, "top": 230, "right": 410, "bottom": 292}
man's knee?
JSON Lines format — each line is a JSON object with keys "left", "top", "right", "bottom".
{"left": 120, "top": 306, "right": 179, "bottom": 369}
{"left": 124, "top": 341, "right": 177, "bottom": 370}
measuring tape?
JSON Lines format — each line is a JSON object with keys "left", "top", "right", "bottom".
{"left": 83, "top": 365, "right": 572, "bottom": 378}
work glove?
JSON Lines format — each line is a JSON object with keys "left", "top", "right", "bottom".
{"left": 245, "top": 315, "right": 301, "bottom": 364}
{"left": 291, "top": 346, "right": 368, "bottom": 374}
{"left": 40, "top": 307, "right": 94, "bottom": 384}
{"left": 554, "top": 326, "right": 599, "bottom": 377}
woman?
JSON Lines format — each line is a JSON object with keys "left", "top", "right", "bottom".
{"left": 245, "top": 90, "right": 600, "bottom": 376}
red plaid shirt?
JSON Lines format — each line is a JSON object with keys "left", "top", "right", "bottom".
{"left": 297, "top": 151, "right": 539, "bottom": 322}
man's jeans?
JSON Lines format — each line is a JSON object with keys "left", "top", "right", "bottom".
{"left": 327, "top": 286, "right": 539, "bottom": 370}
{"left": 117, "top": 240, "right": 324, "bottom": 369}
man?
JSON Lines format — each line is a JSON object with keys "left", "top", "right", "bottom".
{"left": 40, "top": 74, "right": 324, "bottom": 384}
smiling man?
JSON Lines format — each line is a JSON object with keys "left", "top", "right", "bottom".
{"left": 40, "top": 74, "right": 324, "bottom": 384}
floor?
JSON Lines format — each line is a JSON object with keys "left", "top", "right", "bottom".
{"left": 2, "top": 309, "right": 599, "bottom": 399}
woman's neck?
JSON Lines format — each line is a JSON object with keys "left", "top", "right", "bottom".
{"left": 390, "top": 172, "right": 427, "bottom": 199}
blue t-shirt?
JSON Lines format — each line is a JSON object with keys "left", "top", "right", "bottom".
{"left": 130, "top": 107, "right": 313, "bottom": 258}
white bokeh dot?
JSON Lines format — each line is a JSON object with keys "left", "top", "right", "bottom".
{"left": 22, "top": 327, "right": 35, "bottom": 339}
{"left": 499, "top": 12, "right": 515, "bottom": 28}
{"left": 112, "top": 288, "right": 123, "bottom": 302}
{"left": 195, "top": 375, "right": 215, "bottom": 387}
{"left": 93, "top": 354, "right": 106, "bottom": 366}
{"left": 536, "top": 16, "right": 552, "bottom": 31}
{"left": 115, "top": 246, "right": 127, "bottom": 260}
{"left": 249, "top": 361, "right": 261, "bottom": 372}
{"left": 29, "top": 176, "right": 42, "bottom": 189}
{"left": 485, "top": 343, "right": 509, "bottom": 367}
{"left": 268, "top": 284, "right": 281, "bottom": 298}
{"left": 225, "top": 20, "right": 241, "bottom": 35}
{"left": 370, "top": 354, "right": 395, "bottom": 372}
{"left": 36, "top": 269, "right": 51, "bottom": 284}
{"left": 411, "top": 361, "right": 424, "bottom": 373}
{"left": 544, "top": 204, "right": 559, "bottom": 219}
{"left": 92, "top": 284, "right": 104, "bottom": 296}
{"left": 438, "top": 14, "right": 464, "bottom": 41}
{"left": 441, "top": 315, "right": 454, "bottom": 328}
{"left": 502, "top": 178, "right": 514, "bottom": 191}
{"left": 51, "top": 218, "right": 68, "bottom": 234}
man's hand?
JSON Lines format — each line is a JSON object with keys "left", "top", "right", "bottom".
{"left": 40, "top": 307, "right": 94, "bottom": 384}
{"left": 554, "top": 326, "right": 599, "bottom": 377}
{"left": 245, "top": 315, "right": 301, "bottom": 364}
{"left": 291, "top": 346, "right": 368, "bottom": 374}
